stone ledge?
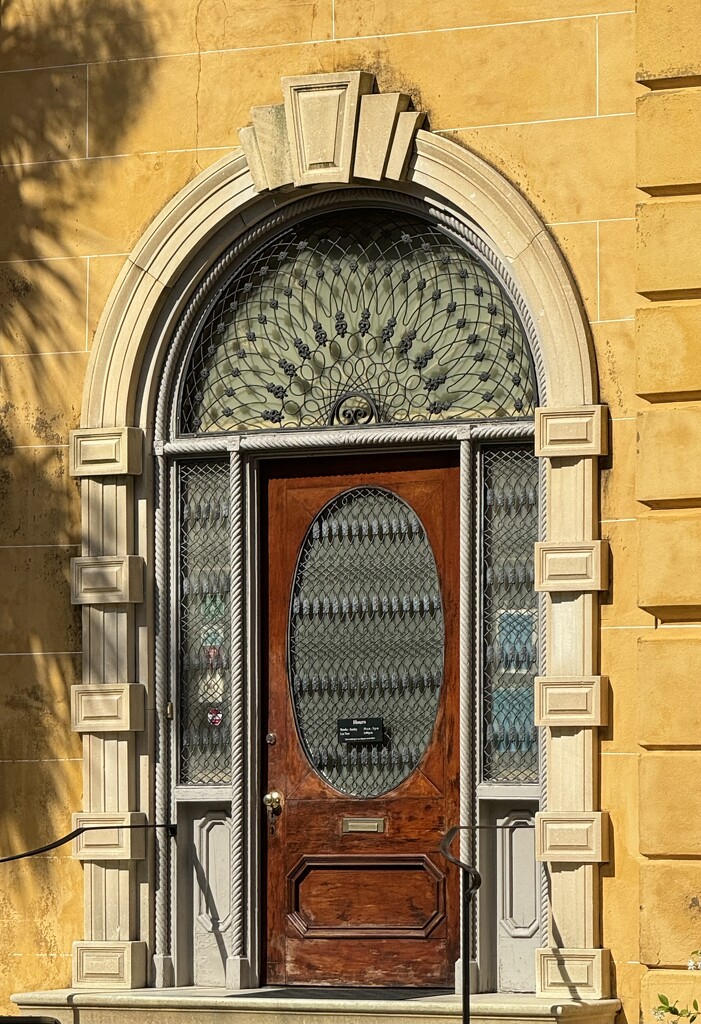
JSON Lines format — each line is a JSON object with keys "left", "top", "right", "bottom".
{"left": 12, "top": 988, "right": 621, "bottom": 1024}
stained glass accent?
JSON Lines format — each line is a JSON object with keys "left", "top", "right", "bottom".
{"left": 288, "top": 487, "right": 444, "bottom": 798}
{"left": 180, "top": 209, "right": 536, "bottom": 433}
{"left": 481, "top": 447, "right": 539, "bottom": 783}
{"left": 178, "top": 461, "right": 231, "bottom": 784}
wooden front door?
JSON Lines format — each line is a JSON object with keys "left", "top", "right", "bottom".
{"left": 262, "top": 451, "right": 460, "bottom": 987}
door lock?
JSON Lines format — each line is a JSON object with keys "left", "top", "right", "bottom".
{"left": 263, "top": 791, "right": 283, "bottom": 833}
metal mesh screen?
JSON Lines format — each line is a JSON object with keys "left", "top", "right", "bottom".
{"left": 481, "top": 447, "right": 539, "bottom": 783}
{"left": 178, "top": 461, "right": 232, "bottom": 785}
{"left": 180, "top": 209, "right": 536, "bottom": 433}
{"left": 288, "top": 487, "right": 444, "bottom": 798}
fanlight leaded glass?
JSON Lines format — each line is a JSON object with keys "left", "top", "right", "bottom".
{"left": 289, "top": 487, "right": 444, "bottom": 798}
{"left": 178, "top": 461, "right": 231, "bottom": 785}
{"left": 481, "top": 447, "right": 539, "bottom": 783}
{"left": 180, "top": 209, "right": 536, "bottom": 433}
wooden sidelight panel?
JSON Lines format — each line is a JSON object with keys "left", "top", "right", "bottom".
{"left": 262, "top": 451, "right": 460, "bottom": 987}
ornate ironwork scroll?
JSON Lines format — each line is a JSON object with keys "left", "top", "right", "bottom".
{"left": 180, "top": 209, "right": 536, "bottom": 434}
{"left": 288, "top": 486, "right": 445, "bottom": 798}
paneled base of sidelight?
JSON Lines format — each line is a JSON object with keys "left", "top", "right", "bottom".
{"left": 73, "top": 941, "right": 148, "bottom": 989}
{"left": 536, "top": 947, "right": 611, "bottom": 998}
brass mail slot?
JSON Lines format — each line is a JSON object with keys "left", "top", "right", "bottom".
{"left": 342, "top": 816, "right": 385, "bottom": 834}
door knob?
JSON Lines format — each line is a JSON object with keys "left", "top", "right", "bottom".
{"left": 263, "top": 790, "right": 282, "bottom": 815}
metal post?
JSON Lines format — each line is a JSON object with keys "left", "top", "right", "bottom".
{"left": 462, "top": 878, "right": 472, "bottom": 1024}
{"left": 440, "top": 825, "right": 482, "bottom": 1024}
{"left": 440, "top": 822, "right": 536, "bottom": 1024}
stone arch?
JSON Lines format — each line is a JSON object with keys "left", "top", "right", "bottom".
{"left": 69, "top": 73, "right": 610, "bottom": 1000}
{"left": 82, "top": 137, "right": 595, "bottom": 432}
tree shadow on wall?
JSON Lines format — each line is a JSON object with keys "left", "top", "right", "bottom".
{"left": 0, "top": 0, "right": 158, "bottom": 1005}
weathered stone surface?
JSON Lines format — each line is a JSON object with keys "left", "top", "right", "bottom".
{"left": 638, "top": 88, "right": 701, "bottom": 192}
{"left": 640, "top": 752, "right": 701, "bottom": 856}
{"left": 637, "top": 198, "right": 701, "bottom": 297}
{"left": 636, "top": 303, "right": 701, "bottom": 399}
{"left": 640, "top": 861, "right": 701, "bottom": 966}
{"left": 638, "top": 513, "right": 701, "bottom": 615}
{"left": 637, "top": 405, "right": 701, "bottom": 506}
{"left": 637, "top": 0, "right": 701, "bottom": 84}
{"left": 638, "top": 632, "right": 701, "bottom": 748}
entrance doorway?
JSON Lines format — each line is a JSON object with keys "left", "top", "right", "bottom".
{"left": 261, "top": 451, "right": 461, "bottom": 987}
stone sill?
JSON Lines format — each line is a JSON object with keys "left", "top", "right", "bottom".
{"left": 13, "top": 988, "right": 621, "bottom": 1024}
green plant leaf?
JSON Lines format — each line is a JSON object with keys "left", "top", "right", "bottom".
{"left": 660, "top": 996, "right": 671, "bottom": 1007}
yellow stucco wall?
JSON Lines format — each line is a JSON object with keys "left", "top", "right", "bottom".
{"left": 1, "top": 0, "right": 698, "bottom": 1018}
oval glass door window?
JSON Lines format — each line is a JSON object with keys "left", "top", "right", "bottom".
{"left": 288, "top": 487, "right": 445, "bottom": 798}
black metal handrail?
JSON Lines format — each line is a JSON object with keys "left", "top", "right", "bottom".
{"left": 439, "top": 822, "right": 536, "bottom": 1024}
{"left": 0, "top": 822, "right": 176, "bottom": 864}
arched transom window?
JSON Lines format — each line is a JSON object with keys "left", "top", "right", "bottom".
{"left": 178, "top": 208, "right": 537, "bottom": 434}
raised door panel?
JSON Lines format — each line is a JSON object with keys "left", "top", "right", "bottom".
{"left": 496, "top": 806, "right": 540, "bottom": 993}
{"left": 192, "top": 809, "right": 234, "bottom": 986}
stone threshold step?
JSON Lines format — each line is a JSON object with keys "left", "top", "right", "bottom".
{"left": 13, "top": 988, "right": 621, "bottom": 1024}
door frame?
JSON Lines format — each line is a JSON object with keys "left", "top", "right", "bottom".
{"left": 164, "top": 417, "right": 544, "bottom": 989}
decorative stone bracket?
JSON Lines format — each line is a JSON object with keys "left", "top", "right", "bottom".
{"left": 535, "top": 676, "right": 608, "bottom": 728}
{"left": 240, "top": 71, "right": 426, "bottom": 192}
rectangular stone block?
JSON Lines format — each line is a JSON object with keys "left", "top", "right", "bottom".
{"left": 385, "top": 111, "right": 425, "bottom": 181}
{"left": 536, "top": 948, "right": 611, "bottom": 999}
{"left": 642, "top": 970, "right": 701, "bottom": 1010}
{"left": 70, "top": 427, "right": 143, "bottom": 477}
{"left": 640, "top": 861, "right": 701, "bottom": 965}
{"left": 636, "top": 303, "right": 701, "bottom": 399}
{"left": 535, "top": 676, "right": 608, "bottom": 727}
{"left": 72, "top": 940, "right": 147, "bottom": 988}
{"left": 640, "top": 753, "right": 701, "bottom": 856}
{"left": 250, "top": 103, "right": 294, "bottom": 190}
{"left": 71, "top": 683, "right": 145, "bottom": 733}
{"left": 239, "top": 125, "right": 268, "bottom": 192}
{"left": 638, "top": 632, "right": 701, "bottom": 747}
{"left": 637, "top": 405, "right": 701, "bottom": 506}
{"left": 535, "top": 406, "right": 608, "bottom": 458}
{"left": 282, "top": 71, "right": 373, "bottom": 186}
{"left": 72, "top": 812, "right": 147, "bottom": 860}
{"left": 534, "top": 541, "right": 609, "bottom": 592}
{"left": 637, "top": 198, "right": 701, "bottom": 297}
{"left": 535, "top": 812, "right": 609, "bottom": 863}
{"left": 637, "top": 89, "right": 701, "bottom": 193}
{"left": 71, "top": 556, "right": 144, "bottom": 605}
{"left": 638, "top": 514, "right": 701, "bottom": 614}
{"left": 354, "top": 92, "right": 410, "bottom": 181}
{"left": 637, "top": 0, "right": 701, "bottom": 85}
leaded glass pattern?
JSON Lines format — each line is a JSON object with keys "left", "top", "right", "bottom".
{"left": 481, "top": 447, "right": 539, "bottom": 783}
{"left": 178, "top": 461, "right": 232, "bottom": 784}
{"left": 289, "top": 487, "right": 444, "bottom": 798}
{"left": 180, "top": 209, "right": 536, "bottom": 433}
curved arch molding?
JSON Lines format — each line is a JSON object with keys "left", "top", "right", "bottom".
{"left": 68, "top": 72, "right": 611, "bottom": 999}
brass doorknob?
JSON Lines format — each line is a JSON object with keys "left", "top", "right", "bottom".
{"left": 263, "top": 790, "right": 282, "bottom": 812}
